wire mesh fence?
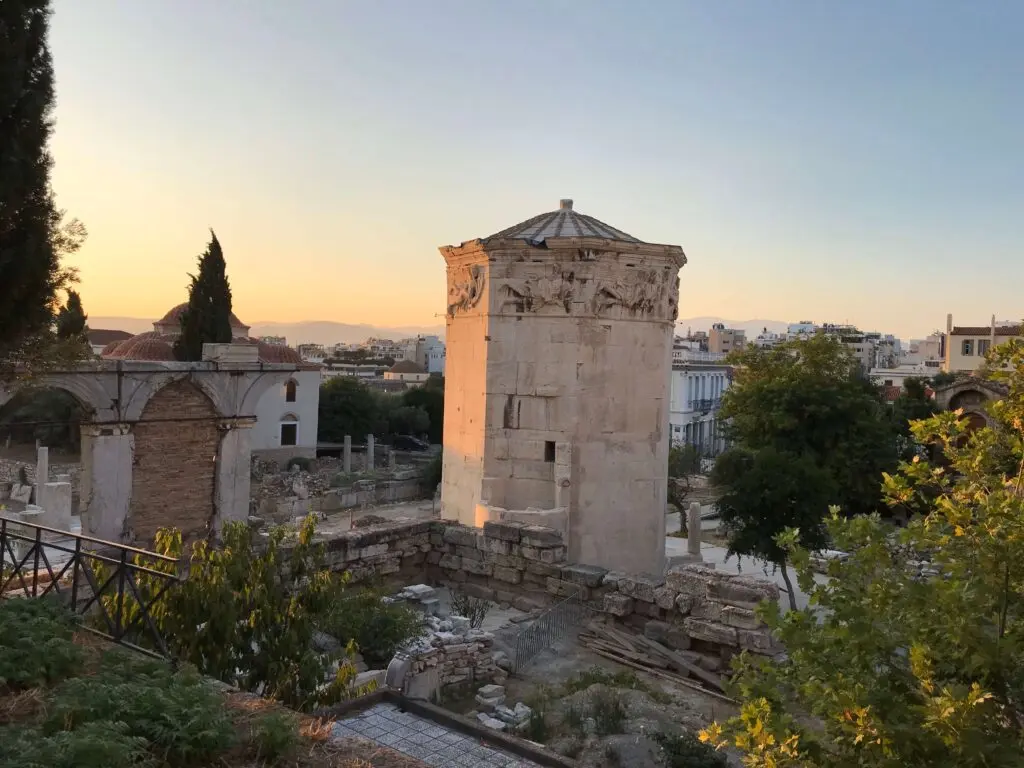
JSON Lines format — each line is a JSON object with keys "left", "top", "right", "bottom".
{"left": 512, "top": 590, "right": 591, "bottom": 674}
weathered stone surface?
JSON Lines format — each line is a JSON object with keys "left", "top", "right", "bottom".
{"left": 707, "top": 576, "right": 780, "bottom": 609}
{"left": 486, "top": 552, "right": 527, "bottom": 569}
{"left": 438, "top": 553, "right": 461, "bottom": 570}
{"left": 525, "top": 560, "right": 561, "bottom": 578}
{"left": 643, "top": 620, "right": 670, "bottom": 643}
{"left": 689, "top": 599, "right": 724, "bottom": 622}
{"left": 492, "top": 565, "right": 522, "bottom": 584}
{"left": 674, "top": 593, "right": 695, "bottom": 614}
{"left": 602, "top": 592, "right": 633, "bottom": 616}
{"left": 662, "top": 625, "right": 691, "bottom": 651}
{"left": 721, "top": 605, "right": 762, "bottom": 630}
{"left": 683, "top": 618, "right": 738, "bottom": 647}
{"left": 478, "top": 683, "right": 505, "bottom": 698}
{"left": 632, "top": 601, "right": 663, "bottom": 619}
{"left": 617, "top": 573, "right": 663, "bottom": 603}
{"left": 546, "top": 578, "right": 589, "bottom": 600}
{"left": 513, "top": 595, "right": 547, "bottom": 612}
{"left": 519, "top": 525, "right": 563, "bottom": 548}
{"left": 460, "top": 583, "right": 496, "bottom": 601}
{"left": 443, "top": 526, "right": 478, "bottom": 548}
{"left": 483, "top": 520, "right": 525, "bottom": 542}
{"left": 653, "top": 585, "right": 678, "bottom": 610}
{"left": 737, "top": 628, "right": 780, "bottom": 655}
{"left": 538, "top": 546, "right": 567, "bottom": 564}
{"left": 560, "top": 563, "right": 608, "bottom": 587}
{"left": 462, "top": 559, "right": 493, "bottom": 577}
{"left": 457, "top": 545, "right": 483, "bottom": 561}
{"left": 602, "top": 570, "right": 626, "bottom": 587}
{"left": 482, "top": 536, "right": 514, "bottom": 555}
{"left": 665, "top": 563, "right": 719, "bottom": 596}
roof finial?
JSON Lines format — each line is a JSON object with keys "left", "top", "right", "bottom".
{"left": 559, "top": 198, "right": 573, "bottom": 210}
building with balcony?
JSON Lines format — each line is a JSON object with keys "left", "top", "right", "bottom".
{"left": 668, "top": 349, "right": 731, "bottom": 457}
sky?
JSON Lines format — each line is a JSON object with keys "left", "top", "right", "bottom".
{"left": 48, "top": 1, "right": 1023, "bottom": 339}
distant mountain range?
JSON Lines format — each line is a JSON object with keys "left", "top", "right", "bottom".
{"left": 89, "top": 315, "right": 789, "bottom": 345}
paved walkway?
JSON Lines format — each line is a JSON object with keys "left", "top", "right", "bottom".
{"left": 331, "top": 701, "right": 542, "bottom": 767}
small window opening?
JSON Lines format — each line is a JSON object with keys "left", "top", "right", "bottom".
{"left": 285, "top": 380, "right": 297, "bottom": 402}
{"left": 280, "top": 423, "right": 297, "bottom": 446}
{"left": 544, "top": 441, "right": 556, "bottom": 462}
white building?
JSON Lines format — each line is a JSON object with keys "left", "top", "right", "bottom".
{"left": 384, "top": 360, "right": 431, "bottom": 387}
{"left": 668, "top": 349, "right": 731, "bottom": 457}
{"left": 398, "top": 335, "right": 446, "bottom": 375}
{"left": 903, "top": 332, "right": 944, "bottom": 366}
{"left": 101, "top": 304, "right": 321, "bottom": 460}
{"left": 752, "top": 328, "right": 785, "bottom": 348}
{"left": 868, "top": 362, "right": 940, "bottom": 389}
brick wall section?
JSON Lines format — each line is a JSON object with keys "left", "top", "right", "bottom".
{"left": 130, "top": 380, "right": 219, "bottom": 542}
{"left": 318, "top": 518, "right": 782, "bottom": 663}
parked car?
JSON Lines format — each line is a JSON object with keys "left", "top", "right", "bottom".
{"left": 391, "top": 435, "right": 430, "bottom": 452}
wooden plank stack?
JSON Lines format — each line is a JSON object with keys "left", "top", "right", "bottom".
{"left": 578, "top": 617, "right": 735, "bottom": 702}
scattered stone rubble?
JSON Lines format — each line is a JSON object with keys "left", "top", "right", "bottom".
{"left": 471, "top": 684, "right": 533, "bottom": 732}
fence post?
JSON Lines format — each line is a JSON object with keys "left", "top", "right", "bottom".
{"left": 70, "top": 536, "right": 82, "bottom": 610}
{"left": 115, "top": 548, "right": 128, "bottom": 641}
{"left": 31, "top": 526, "right": 42, "bottom": 598}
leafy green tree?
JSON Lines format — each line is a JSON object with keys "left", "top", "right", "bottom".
{"left": 401, "top": 379, "right": 444, "bottom": 442}
{"left": 317, "top": 377, "right": 381, "bottom": 442}
{"left": 173, "top": 231, "right": 233, "bottom": 361}
{"left": 712, "top": 447, "right": 835, "bottom": 609}
{"left": 703, "top": 339, "right": 1024, "bottom": 766}
{"left": 719, "top": 335, "right": 899, "bottom": 518}
{"left": 388, "top": 404, "right": 429, "bottom": 437}
{"left": 0, "top": 0, "right": 86, "bottom": 372}
{"left": 890, "top": 376, "right": 937, "bottom": 460}
{"left": 55, "top": 289, "right": 88, "bottom": 340}
{"left": 667, "top": 442, "right": 701, "bottom": 532}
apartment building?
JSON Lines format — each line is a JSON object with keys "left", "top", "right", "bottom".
{"left": 668, "top": 349, "right": 731, "bottom": 457}
{"left": 944, "top": 314, "right": 1023, "bottom": 373}
{"left": 708, "top": 323, "right": 746, "bottom": 355}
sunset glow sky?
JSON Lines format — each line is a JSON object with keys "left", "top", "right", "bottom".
{"left": 49, "top": 1, "right": 1022, "bottom": 338}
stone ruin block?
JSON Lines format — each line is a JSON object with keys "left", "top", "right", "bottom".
{"left": 482, "top": 536, "right": 514, "bottom": 555}
{"left": 721, "top": 605, "right": 762, "bottom": 630}
{"left": 462, "top": 559, "right": 493, "bottom": 577}
{"left": 689, "top": 599, "right": 724, "bottom": 623}
{"left": 438, "top": 554, "right": 461, "bottom": 571}
{"left": 546, "top": 578, "right": 589, "bottom": 600}
{"left": 457, "top": 545, "right": 483, "bottom": 561}
{"left": 519, "top": 524, "right": 563, "bottom": 548}
{"left": 602, "top": 593, "right": 633, "bottom": 616}
{"left": 616, "top": 573, "right": 664, "bottom": 603}
{"left": 492, "top": 565, "right": 522, "bottom": 584}
{"left": 485, "top": 551, "right": 526, "bottom": 569}
{"left": 525, "top": 560, "right": 561, "bottom": 578}
{"left": 707, "top": 575, "right": 781, "bottom": 610}
{"left": 737, "top": 628, "right": 780, "bottom": 655}
{"left": 653, "top": 585, "right": 678, "bottom": 610}
{"left": 443, "top": 525, "right": 478, "bottom": 548}
{"left": 683, "top": 617, "right": 738, "bottom": 647}
{"left": 559, "top": 563, "right": 608, "bottom": 588}
{"left": 665, "top": 562, "right": 720, "bottom": 597}
{"left": 460, "top": 583, "right": 496, "bottom": 602}
{"left": 482, "top": 520, "right": 525, "bottom": 542}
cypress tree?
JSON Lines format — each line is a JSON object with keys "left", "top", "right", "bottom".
{"left": 174, "top": 230, "right": 234, "bottom": 361}
{"left": 0, "top": 0, "right": 62, "bottom": 361}
{"left": 55, "top": 288, "right": 87, "bottom": 339}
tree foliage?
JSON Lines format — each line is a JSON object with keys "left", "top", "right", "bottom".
{"left": 667, "top": 442, "right": 701, "bottom": 532}
{"left": 0, "top": 0, "right": 87, "bottom": 374}
{"left": 173, "top": 230, "right": 233, "bottom": 362}
{"left": 703, "top": 339, "right": 1024, "bottom": 766}
{"left": 318, "top": 376, "right": 443, "bottom": 444}
{"left": 54, "top": 289, "right": 87, "bottom": 340}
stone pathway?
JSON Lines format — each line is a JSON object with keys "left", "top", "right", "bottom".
{"left": 331, "top": 702, "right": 542, "bottom": 767}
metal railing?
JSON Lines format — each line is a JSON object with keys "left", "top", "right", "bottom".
{"left": 0, "top": 516, "right": 182, "bottom": 659}
{"left": 513, "top": 591, "right": 591, "bottom": 674}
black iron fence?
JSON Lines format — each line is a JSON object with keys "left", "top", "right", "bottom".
{"left": 0, "top": 515, "right": 182, "bottom": 659}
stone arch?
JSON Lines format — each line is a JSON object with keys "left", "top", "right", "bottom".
{"left": 948, "top": 388, "right": 988, "bottom": 412}
{"left": 128, "top": 379, "right": 220, "bottom": 542}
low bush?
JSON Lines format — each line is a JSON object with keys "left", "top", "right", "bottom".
{"left": 591, "top": 689, "right": 627, "bottom": 736}
{"left": 0, "top": 720, "right": 150, "bottom": 768}
{"left": 250, "top": 710, "right": 299, "bottom": 764}
{"left": 449, "top": 590, "right": 490, "bottom": 628}
{"left": 654, "top": 731, "right": 728, "bottom": 768}
{"left": 0, "top": 597, "right": 83, "bottom": 689}
{"left": 45, "top": 651, "right": 236, "bottom": 765}
{"left": 319, "top": 588, "right": 424, "bottom": 667}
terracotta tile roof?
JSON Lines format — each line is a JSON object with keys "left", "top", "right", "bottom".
{"left": 389, "top": 359, "right": 426, "bottom": 374}
{"left": 882, "top": 385, "right": 903, "bottom": 403}
{"left": 950, "top": 324, "right": 1024, "bottom": 336}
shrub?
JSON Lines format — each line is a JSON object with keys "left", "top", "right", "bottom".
{"left": 320, "top": 588, "right": 424, "bottom": 667}
{"left": 423, "top": 450, "right": 442, "bottom": 494}
{"left": 250, "top": 710, "right": 299, "bottom": 764}
{"left": 0, "top": 598, "right": 83, "bottom": 689}
{"left": 103, "top": 516, "right": 361, "bottom": 711}
{"left": 591, "top": 689, "right": 627, "bottom": 736}
{"left": 286, "top": 456, "right": 313, "bottom": 472}
{"left": 561, "top": 704, "right": 585, "bottom": 736}
{"left": 523, "top": 707, "right": 551, "bottom": 743}
{"left": 654, "top": 731, "right": 728, "bottom": 768}
{"left": 45, "top": 651, "right": 236, "bottom": 765}
{"left": 449, "top": 590, "right": 490, "bottom": 628}
{"left": 0, "top": 721, "right": 150, "bottom": 768}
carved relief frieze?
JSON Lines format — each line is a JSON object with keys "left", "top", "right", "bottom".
{"left": 447, "top": 264, "right": 486, "bottom": 316}
{"left": 498, "top": 269, "right": 577, "bottom": 314}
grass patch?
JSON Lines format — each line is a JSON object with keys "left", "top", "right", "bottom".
{"left": 559, "top": 666, "right": 672, "bottom": 704}
{"left": 591, "top": 690, "right": 627, "bottom": 736}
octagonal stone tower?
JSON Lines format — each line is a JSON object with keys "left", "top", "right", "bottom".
{"left": 439, "top": 200, "right": 686, "bottom": 574}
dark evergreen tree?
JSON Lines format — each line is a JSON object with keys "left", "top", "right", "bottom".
{"left": 173, "top": 231, "right": 234, "bottom": 361}
{"left": 0, "top": 0, "right": 62, "bottom": 360}
{"left": 55, "top": 289, "right": 87, "bottom": 339}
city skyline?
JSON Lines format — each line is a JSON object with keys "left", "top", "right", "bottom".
{"left": 49, "top": 1, "right": 1023, "bottom": 340}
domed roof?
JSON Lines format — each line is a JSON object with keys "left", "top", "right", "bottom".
{"left": 156, "top": 303, "right": 248, "bottom": 330}
{"left": 111, "top": 334, "right": 176, "bottom": 361}
{"left": 256, "top": 341, "right": 304, "bottom": 365}
{"left": 482, "top": 199, "right": 641, "bottom": 245}
{"left": 101, "top": 340, "right": 125, "bottom": 355}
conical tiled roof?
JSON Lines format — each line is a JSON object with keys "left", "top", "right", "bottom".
{"left": 483, "top": 199, "right": 641, "bottom": 245}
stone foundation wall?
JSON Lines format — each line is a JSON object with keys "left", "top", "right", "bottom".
{"left": 0, "top": 459, "right": 81, "bottom": 493}
{"left": 317, "top": 518, "right": 782, "bottom": 663}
